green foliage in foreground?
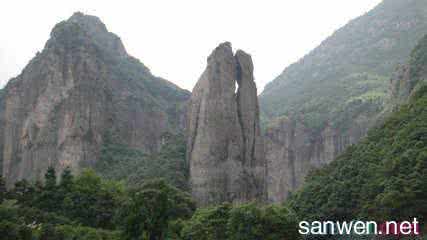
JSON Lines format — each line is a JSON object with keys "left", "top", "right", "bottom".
{"left": 2, "top": 89, "right": 425, "bottom": 240}
{"left": 95, "top": 133, "right": 189, "bottom": 190}
{"left": 122, "top": 180, "right": 195, "bottom": 240}
{"left": 4, "top": 76, "right": 425, "bottom": 240}
{"left": 288, "top": 86, "right": 427, "bottom": 224}
{"left": 2, "top": 86, "right": 425, "bottom": 239}
{"left": 181, "top": 203, "right": 300, "bottom": 240}
{"left": 0, "top": 167, "right": 300, "bottom": 240}
{"left": 0, "top": 168, "right": 123, "bottom": 240}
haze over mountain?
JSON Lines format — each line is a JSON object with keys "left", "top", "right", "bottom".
{"left": 0, "top": 1, "right": 426, "bottom": 239}
{"left": 262, "top": 0, "right": 427, "bottom": 202}
{"left": 0, "top": 0, "right": 381, "bottom": 90}
{"left": 0, "top": 12, "right": 190, "bottom": 186}
{"left": 288, "top": 34, "right": 427, "bottom": 223}
{"left": 1, "top": 0, "right": 425, "bottom": 202}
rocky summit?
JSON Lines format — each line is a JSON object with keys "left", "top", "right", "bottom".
{"left": 0, "top": 12, "right": 190, "bottom": 186}
{"left": 186, "top": 42, "right": 267, "bottom": 206}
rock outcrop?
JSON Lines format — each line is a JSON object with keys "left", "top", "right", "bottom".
{"left": 266, "top": 30, "right": 427, "bottom": 203}
{"left": 261, "top": 0, "right": 427, "bottom": 203}
{"left": 388, "top": 35, "right": 427, "bottom": 110}
{"left": 265, "top": 116, "right": 370, "bottom": 202}
{"left": 0, "top": 12, "right": 190, "bottom": 186}
{"left": 186, "top": 43, "right": 266, "bottom": 206}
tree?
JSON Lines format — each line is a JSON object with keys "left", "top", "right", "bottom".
{"left": 0, "top": 221, "right": 20, "bottom": 240}
{"left": 59, "top": 167, "right": 74, "bottom": 192}
{"left": 227, "top": 203, "right": 264, "bottom": 240}
{"left": 66, "top": 169, "right": 120, "bottom": 229}
{"left": 181, "top": 204, "right": 231, "bottom": 240}
{"left": 39, "top": 224, "right": 60, "bottom": 240}
{"left": 56, "top": 167, "right": 74, "bottom": 216}
{"left": 36, "top": 167, "right": 59, "bottom": 212}
{"left": 262, "top": 205, "right": 300, "bottom": 240}
{"left": 17, "top": 225, "right": 32, "bottom": 240}
{"left": 123, "top": 179, "right": 195, "bottom": 240}
{"left": 0, "top": 177, "right": 6, "bottom": 203}
{"left": 44, "top": 167, "right": 57, "bottom": 191}
{"left": 182, "top": 204, "right": 301, "bottom": 240}
{"left": 11, "top": 180, "right": 35, "bottom": 206}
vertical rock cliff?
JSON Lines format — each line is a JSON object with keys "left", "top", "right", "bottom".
{"left": 265, "top": 116, "right": 370, "bottom": 202}
{"left": 262, "top": 0, "right": 427, "bottom": 203}
{"left": 186, "top": 43, "right": 266, "bottom": 206}
{"left": 0, "top": 13, "right": 190, "bottom": 186}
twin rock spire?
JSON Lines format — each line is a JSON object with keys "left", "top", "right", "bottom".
{"left": 186, "top": 42, "right": 267, "bottom": 206}
{"left": 0, "top": 12, "right": 267, "bottom": 206}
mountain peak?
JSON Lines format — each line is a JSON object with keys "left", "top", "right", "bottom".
{"left": 1, "top": 12, "right": 190, "bottom": 186}
{"left": 48, "top": 12, "right": 127, "bottom": 58}
{"left": 207, "top": 42, "right": 233, "bottom": 63}
{"left": 68, "top": 12, "right": 107, "bottom": 32}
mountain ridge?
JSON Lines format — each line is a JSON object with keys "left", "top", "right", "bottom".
{"left": 0, "top": 12, "right": 190, "bottom": 186}
{"left": 288, "top": 34, "right": 427, "bottom": 221}
{"left": 262, "top": 0, "right": 427, "bottom": 202}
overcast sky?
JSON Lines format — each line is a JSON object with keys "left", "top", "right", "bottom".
{"left": 0, "top": 0, "right": 382, "bottom": 91}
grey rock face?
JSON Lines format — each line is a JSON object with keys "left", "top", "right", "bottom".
{"left": 265, "top": 116, "right": 370, "bottom": 203}
{"left": 186, "top": 43, "right": 266, "bottom": 206}
{"left": 1, "top": 13, "right": 190, "bottom": 186}
{"left": 260, "top": 0, "right": 427, "bottom": 203}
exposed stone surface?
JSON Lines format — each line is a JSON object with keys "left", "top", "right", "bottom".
{"left": 265, "top": 116, "right": 370, "bottom": 203}
{"left": 265, "top": 34, "right": 427, "bottom": 203}
{"left": 0, "top": 13, "right": 190, "bottom": 186}
{"left": 260, "top": 0, "right": 427, "bottom": 203}
{"left": 389, "top": 65, "right": 412, "bottom": 104}
{"left": 186, "top": 43, "right": 266, "bottom": 206}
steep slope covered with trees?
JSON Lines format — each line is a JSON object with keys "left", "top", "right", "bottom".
{"left": 288, "top": 34, "right": 427, "bottom": 227}
{"left": 262, "top": 0, "right": 427, "bottom": 202}
{"left": 261, "top": 0, "right": 427, "bottom": 124}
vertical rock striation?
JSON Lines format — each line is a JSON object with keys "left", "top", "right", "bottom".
{"left": 0, "top": 13, "right": 190, "bottom": 186}
{"left": 186, "top": 43, "right": 266, "bottom": 206}
{"left": 260, "top": 0, "right": 427, "bottom": 203}
{"left": 265, "top": 116, "right": 369, "bottom": 202}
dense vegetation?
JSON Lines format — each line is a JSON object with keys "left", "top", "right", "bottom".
{"left": 409, "top": 34, "right": 427, "bottom": 93}
{"left": 95, "top": 133, "right": 189, "bottom": 190}
{"left": 260, "top": 0, "right": 427, "bottom": 130}
{"left": 2, "top": 87, "right": 425, "bottom": 239}
{"left": 0, "top": 168, "right": 122, "bottom": 240}
{"left": 0, "top": 168, "right": 299, "bottom": 240}
{"left": 281, "top": 33, "right": 427, "bottom": 238}
{"left": 287, "top": 85, "right": 427, "bottom": 234}
{"left": 181, "top": 203, "right": 299, "bottom": 240}
{"left": 3, "top": 5, "right": 427, "bottom": 239}
{"left": 0, "top": 168, "right": 194, "bottom": 240}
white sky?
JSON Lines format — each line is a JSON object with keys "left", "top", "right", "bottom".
{"left": 0, "top": 0, "right": 382, "bottom": 91}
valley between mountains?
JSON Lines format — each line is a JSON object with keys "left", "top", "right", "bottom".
{"left": 0, "top": 0, "right": 426, "bottom": 239}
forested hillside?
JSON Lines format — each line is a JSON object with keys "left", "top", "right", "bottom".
{"left": 1, "top": 2, "right": 427, "bottom": 239}
{"left": 263, "top": 0, "right": 427, "bottom": 202}
{"left": 261, "top": 0, "right": 427, "bottom": 129}
{"left": 3, "top": 76, "right": 424, "bottom": 238}
{"left": 287, "top": 35, "right": 427, "bottom": 233}
{"left": 288, "top": 85, "right": 426, "bottom": 221}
